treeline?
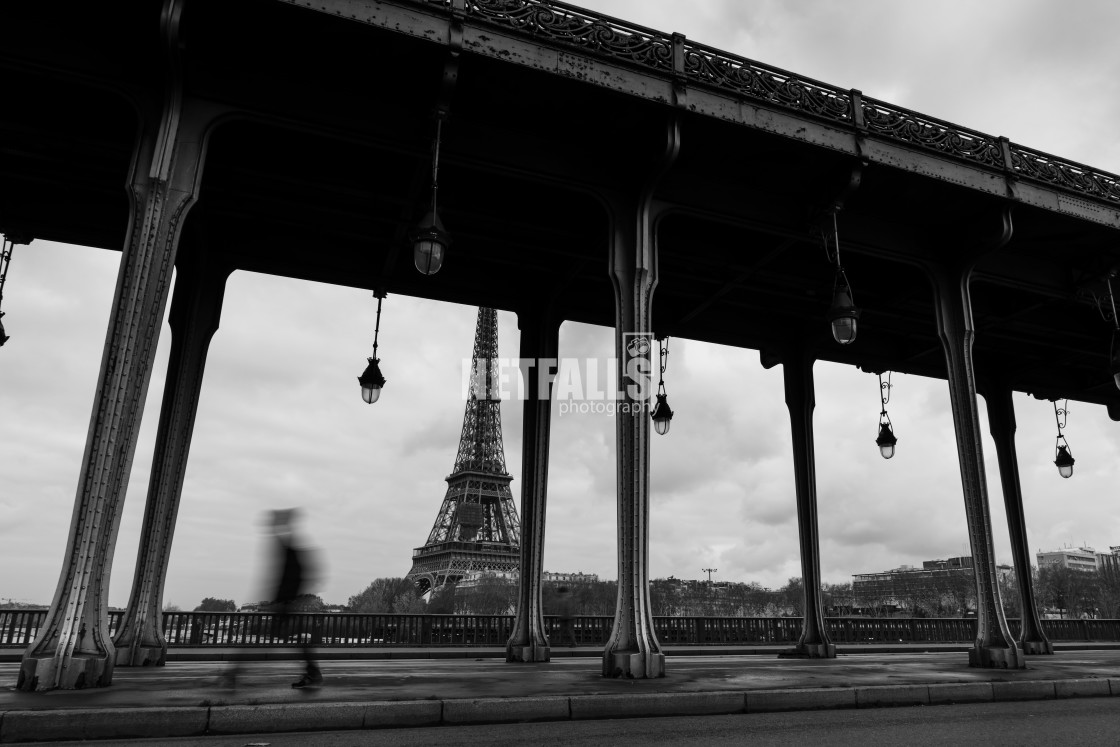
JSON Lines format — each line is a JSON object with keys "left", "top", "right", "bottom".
{"left": 343, "top": 576, "right": 854, "bottom": 617}
{"left": 176, "top": 565, "right": 1120, "bottom": 620}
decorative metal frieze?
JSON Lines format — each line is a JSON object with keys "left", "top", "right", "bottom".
{"left": 1010, "top": 146, "right": 1120, "bottom": 202}
{"left": 862, "top": 98, "right": 1003, "bottom": 168}
{"left": 683, "top": 41, "right": 852, "bottom": 123}
{"left": 468, "top": 0, "right": 673, "bottom": 72}
{"left": 411, "top": 0, "right": 1120, "bottom": 206}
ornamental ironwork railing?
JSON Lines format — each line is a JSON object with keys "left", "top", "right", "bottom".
{"left": 413, "top": 0, "right": 1120, "bottom": 206}
{"left": 4, "top": 610, "right": 1119, "bottom": 648}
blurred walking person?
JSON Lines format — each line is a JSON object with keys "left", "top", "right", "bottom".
{"left": 219, "top": 508, "right": 323, "bottom": 689}
{"left": 269, "top": 508, "right": 323, "bottom": 687}
{"left": 556, "top": 586, "right": 577, "bottom": 648}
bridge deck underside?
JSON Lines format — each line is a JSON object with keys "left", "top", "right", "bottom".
{"left": 1, "top": 0, "right": 1118, "bottom": 412}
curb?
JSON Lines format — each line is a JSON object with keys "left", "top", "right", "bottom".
{"left": 1, "top": 678, "right": 1116, "bottom": 743}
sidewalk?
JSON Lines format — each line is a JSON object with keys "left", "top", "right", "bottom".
{"left": 1, "top": 645, "right": 1118, "bottom": 742}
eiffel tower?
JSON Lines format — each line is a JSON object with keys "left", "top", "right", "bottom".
{"left": 406, "top": 307, "right": 521, "bottom": 593}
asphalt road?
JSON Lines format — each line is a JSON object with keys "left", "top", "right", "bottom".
{"left": 20, "top": 698, "right": 1120, "bottom": 746}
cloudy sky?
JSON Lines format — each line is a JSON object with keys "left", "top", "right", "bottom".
{"left": 2, "top": 0, "right": 1119, "bottom": 610}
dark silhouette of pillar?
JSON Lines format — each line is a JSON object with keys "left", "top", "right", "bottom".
{"left": 602, "top": 116, "right": 679, "bottom": 679}
{"left": 18, "top": 0, "right": 218, "bottom": 691}
{"left": 926, "top": 210, "right": 1025, "bottom": 669}
{"left": 113, "top": 238, "right": 231, "bottom": 667}
{"left": 507, "top": 310, "right": 559, "bottom": 663}
{"left": 982, "top": 382, "right": 1053, "bottom": 654}
{"left": 777, "top": 348, "right": 835, "bottom": 658}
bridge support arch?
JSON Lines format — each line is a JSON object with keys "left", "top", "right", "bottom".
{"left": 926, "top": 210, "right": 1025, "bottom": 669}
{"left": 506, "top": 310, "right": 560, "bottom": 663}
{"left": 17, "top": 0, "right": 221, "bottom": 690}
{"left": 113, "top": 235, "right": 232, "bottom": 667}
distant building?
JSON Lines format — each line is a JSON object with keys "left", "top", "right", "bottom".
{"left": 852, "top": 557, "right": 976, "bottom": 615}
{"left": 1095, "top": 546, "right": 1120, "bottom": 576}
{"left": 1036, "top": 546, "right": 1101, "bottom": 572}
{"left": 457, "top": 570, "right": 518, "bottom": 588}
{"left": 543, "top": 571, "right": 599, "bottom": 584}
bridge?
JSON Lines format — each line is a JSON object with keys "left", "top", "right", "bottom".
{"left": 2, "top": 0, "right": 1119, "bottom": 690}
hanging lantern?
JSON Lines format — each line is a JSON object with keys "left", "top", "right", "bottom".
{"left": 414, "top": 116, "right": 451, "bottom": 276}
{"left": 412, "top": 210, "right": 450, "bottom": 276}
{"left": 650, "top": 336, "right": 674, "bottom": 435}
{"left": 358, "top": 291, "right": 387, "bottom": 404}
{"left": 875, "top": 372, "right": 897, "bottom": 459}
{"left": 1053, "top": 443, "right": 1075, "bottom": 479}
{"left": 829, "top": 269, "right": 860, "bottom": 345}
{"left": 1051, "top": 399, "right": 1074, "bottom": 479}
{"left": 358, "top": 357, "right": 386, "bottom": 404}
{"left": 651, "top": 392, "right": 674, "bottom": 436}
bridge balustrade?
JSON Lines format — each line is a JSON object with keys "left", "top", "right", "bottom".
{"left": 3, "top": 611, "right": 1119, "bottom": 648}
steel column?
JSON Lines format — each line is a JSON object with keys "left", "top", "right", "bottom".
{"left": 17, "top": 0, "right": 215, "bottom": 691}
{"left": 927, "top": 212, "right": 1025, "bottom": 669}
{"left": 982, "top": 383, "right": 1054, "bottom": 654}
{"left": 506, "top": 310, "right": 559, "bottom": 663}
{"left": 603, "top": 117, "right": 679, "bottom": 679}
{"left": 112, "top": 239, "right": 231, "bottom": 667}
{"left": 779, "top": 348, "right": 836, "bottom": 658}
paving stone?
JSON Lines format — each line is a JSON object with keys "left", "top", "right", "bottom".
{"left": 991, "top": 680, "right": 1056, "bottom": 701}
{"left": 1, "top": 706, "right": 207, "bottom": 743}
{"left": 571, "top": 692, "right": 744, "bottom": 720}
{"left": 927, "top": 682, "right": 993, "bottom": 704}
{"left": 363, "top": 699, "right": 443, "bottom": 728}
{"left": 857, "top": 684, "right": 929, "bottom": 707}
{"left": 443, "top": 696, "right": 569, "bottom": 724}
{"left": 747, "top": 688, "right": 856, "bottom": 712}
{"left": 1054, "top": 679, "right": 1111, "bottom": 698}
{"left": 208, "top": 702, "right": 365, "bottom": 734}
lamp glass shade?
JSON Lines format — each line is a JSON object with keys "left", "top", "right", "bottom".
{"left": 412, "top": 210, "right": 449, "bottom": 275}
{"left": 827, "top": 284, "right": 860, "bottom": 345}
{"left": 358, "top": 357, "right": 386, "bottom": 404}
{"left": 876, "top": 422, "right": 897, "bottom": 460}
{"left": 1054, "top": 444, "right": 1075, "bottom": 479}
{"left": 651, "top": 393, "right": 673, "bottom": 436}
{"left": 413, "top": 236, "right": 445, "bottom": 275}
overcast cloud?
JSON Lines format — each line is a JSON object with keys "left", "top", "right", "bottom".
{"left": 1, "top": 0, "right": 1117, "bottom": 610}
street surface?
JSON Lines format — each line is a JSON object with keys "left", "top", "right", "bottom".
{"left": 20, "top": 698, "right": 1120, "bottom": 746}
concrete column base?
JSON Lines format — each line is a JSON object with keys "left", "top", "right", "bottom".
{"left": 778, "top": 642, "right": 836, "bottom": 659}
{"left": 18, "top": 653, "right": 114, "bottom": 692}
{"left": 604, "top": 651, "right": 665, "bottom": 679}
{"left": 506, "top": 644, "right": 550, "bottom": 663}
{"left": 114, "top": 642, "right": 167, "bottom": 667}
{"left": 1020, "top": 639, "right": 1054, "bottom": 655}
{"left": 968, "top": 644, "right": 1026, "bottom": 669}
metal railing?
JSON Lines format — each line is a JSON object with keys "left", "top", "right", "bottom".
{"left": 4, "top": 610, "right": 1119, "bottom": 648}
{"left": 427, "top": 0, "right": 1120, "bottom": 205}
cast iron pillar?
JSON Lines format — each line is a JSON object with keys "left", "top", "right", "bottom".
{"left": 927, "top": 210, "right": 1025, "bottom": 669}
{"left": 774, "top": 347, "right": 835, "bottom": 658}
{"left": 982, "top": 382, "right": 1053, "bottom": 654}
{"left": 17, "top": 0, "right": 216, "bottom": 691}
{"left": 507, "top": 310, "right": 560, "bottom": 663}
{"left": 113, "top": 238, "right": 231, "bottom": 667}
{"left": 602, "top": 116, "right": 679, "bottom": 680}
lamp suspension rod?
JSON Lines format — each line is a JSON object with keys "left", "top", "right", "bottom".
{"left": 879, "top": 371, "right": 891, "bottom": 417}
{"left": 1107, "top": 275, "right": 1119, "bottom": 330}
{"left": 659, "top": 335, "right": 670, "bottom": 387}
{"left": 0, "top": 237, "right": 14, "bottom": 307}
{"left": 1053, "top": 398, "right": 1068, "bottom": 436}
{"left": 430, "top": 116, "right": 444, "bottom": 214}
{"left": 372, "top": 291, "right": 384, "bottom": 357}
